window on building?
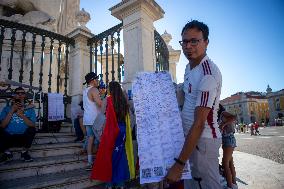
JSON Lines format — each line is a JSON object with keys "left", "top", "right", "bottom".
{"left": 276, "top": 98, "right": 280, "bottom": 111}
{"left": 276, "top": 103, "right": 280, "bottom": 111}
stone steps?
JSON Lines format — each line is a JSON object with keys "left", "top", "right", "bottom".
{"left": 36, "top": 133, "right": 75, "bottom": 137}
{"left": 9, "top": 142, "right": 83, "bottom": 159}
{"left": 37, "top": 122, "right": 73, "bottom": 133}
{"left": 0, "top": 168, "right": 102, "bottom": 189}
{"left": 0, "top": 122, "right": 103, "bottom": 189}
{"left": 59, "top": 123, "right": 73, "bottom": 133}
{"left": 0, "top": 154, "right": 87, "bottom": 181}
{"left": 34, "top": 133, "right": 77, "bottom": 144}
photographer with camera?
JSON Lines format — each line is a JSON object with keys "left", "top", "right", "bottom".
{"left": 0, "top": 87, "right": 36, "bottom": 163}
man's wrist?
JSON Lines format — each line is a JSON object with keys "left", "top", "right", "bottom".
{"left": 174, "top": 158, "right": 186, "bottom": 166}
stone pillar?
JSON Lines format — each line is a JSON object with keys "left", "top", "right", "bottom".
{"left": 67, "top": 27, "right": 94, "bottom": 113}
{"left": 161, "top": 31, "right": 181, "bottom": 83}
{"left": 110, "top": 0, "right": 165, "bottom": 90}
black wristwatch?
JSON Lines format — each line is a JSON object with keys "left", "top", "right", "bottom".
{"left": 174, "top": 158, "right": 186, "bottom": 166}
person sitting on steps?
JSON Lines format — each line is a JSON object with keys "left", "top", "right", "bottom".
{"left": 0, "top": 87, "right": 36, "bottom": 163}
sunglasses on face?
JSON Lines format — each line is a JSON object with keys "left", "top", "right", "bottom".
{"left": 179, "top": 38, "right": 204, "bottom": 46}
{"left": 15, "top": 92, "right": 25, "bottom": 95}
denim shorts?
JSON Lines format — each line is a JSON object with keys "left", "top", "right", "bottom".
{"left": 222, "top": 133, "right": 237, "bottom": 148}
{"left": 84, "top": 125, "right": 103, "bottom": 144}
{"left": 85, "top": 125, "right": 94, "bottom": 137}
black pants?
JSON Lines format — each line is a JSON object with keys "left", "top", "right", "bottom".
{"left": 0, "top": 127, "right": 36, "bottom": 153}
{"left": 73, "top": 118, "right": 84, "bottom": 139}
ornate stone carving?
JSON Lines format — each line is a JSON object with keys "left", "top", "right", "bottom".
{"left": 76, "top": 8, "right": 90, "bottom": 28}
{"left": 0, "top": 0, "right": 80, "bottom": 34}
{"left": 57, "top": 0, "right": 80, "bottom": 35}
{"left": 0, "top": 0, "right": 56, "bottom": 31}
{"left": 161, "top": 30, "right": 173, "bottom": 50}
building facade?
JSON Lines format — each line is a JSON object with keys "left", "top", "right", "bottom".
{"left": 221, "top": 91, "right": 269, "bottom": 124}
{"left": 266, "top": 85, "right": 284, "bottom": 126}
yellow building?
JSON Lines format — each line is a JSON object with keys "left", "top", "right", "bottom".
{"left": 221, "top": 92, "right": 269, "bottom": 124}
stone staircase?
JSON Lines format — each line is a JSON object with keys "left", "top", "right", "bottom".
{"left": 0, "top": 123, "right": 102, "bottom": 189}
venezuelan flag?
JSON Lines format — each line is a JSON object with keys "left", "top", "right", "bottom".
{"left": 91, "top": 96, "right": 135, "bottom": 184}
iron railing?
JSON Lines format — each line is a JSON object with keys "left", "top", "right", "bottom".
{"left": 154, "top": 30, "right": 169, "bottom": 71}
{"left": 0, "top": 18, "right": 75, "bottom": 123}
{"left": 87, "top": 23, "right": 169, "bottom": 86}
{"left": 87, "top": 23, "right": 123, "bottom": 86}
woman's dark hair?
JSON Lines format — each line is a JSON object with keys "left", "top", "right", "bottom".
{"left": 217, "top": 103, "right": 226, "bottom": 122}
{"left": 108, "top": 81, "right": 129, "bottom": 122}
{"left": 181, "top": 20, "right": 209, "bottom": 40}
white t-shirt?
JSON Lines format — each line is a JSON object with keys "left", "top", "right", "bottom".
{"left": 83, "top": 86, "right": 99, "bottom": 125}
{"left": 182, "top": 55, "right": 222, "bottom": 139}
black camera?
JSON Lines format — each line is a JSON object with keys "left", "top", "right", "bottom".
{"left": 15, "top": 99, "right": 21, "bottom": 103}
{"left": 14, "top": 99, "right": 23, "bottom": 107}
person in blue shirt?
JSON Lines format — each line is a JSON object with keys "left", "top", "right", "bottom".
{"left": 0, "top": 87, "right": 36, "bottom": 163}
{"left": 98, "top": 81, "right": 107, "bottom": 100}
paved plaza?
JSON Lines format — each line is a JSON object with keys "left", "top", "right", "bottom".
{"left": 228, "top": 126, "right": 284, "bottom": 189}
{"left": 235, "top": 126, "right": 284, "bottom": 164}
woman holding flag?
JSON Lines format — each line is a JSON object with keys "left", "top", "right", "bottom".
{"left": 91, "top": 81, "right": 135, "bottom": 188}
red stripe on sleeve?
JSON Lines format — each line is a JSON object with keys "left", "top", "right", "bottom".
{"left": 202, "top": 63, "right": 206, "bottom": 75}
{"left": 204, "top": 91, "right": 209, "bottom": 107}
{"left": 203, "top": 62, "right": 209, "bottom": 75}
{"left": 207, "top": 108, "right": 217, "bottom": 138}
{"left": 205, "top": 61, "right": 212, "bottom": 75}
{"left": 200, "top": 92, "right": 204, "bottom": 106}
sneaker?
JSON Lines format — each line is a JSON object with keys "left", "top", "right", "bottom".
{"left": 85, "top": 163, "right": 93, "bottom": 171}
{"left": 0, "top": 152, "right": 13, "bottom": 164}
{"left": 21, "top": 151, "right": 33, "bottom": 162}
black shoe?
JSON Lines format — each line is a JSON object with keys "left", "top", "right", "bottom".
{"left": 21, "top": 151, "right": 33, "bottom": 162}
{"left": 0, "top": 152, "right": 13, "bottom": 164}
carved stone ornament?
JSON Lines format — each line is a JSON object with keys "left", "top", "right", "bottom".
{"left": 75, "top": 8, "right": 90, "bottom": 28}
{"left": 0, "top": 0, "right": 56, "bottom": 31}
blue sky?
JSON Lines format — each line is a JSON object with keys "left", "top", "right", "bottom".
{"left": 81, "top": 0, "right": 284, "bottom": 99}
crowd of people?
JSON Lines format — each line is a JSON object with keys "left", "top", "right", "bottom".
{"left": 77, "top": 20, "right": 239, "bottom": 189}
{"left": 1, "top": 20, "right": 263, "bottom": 189}
{"left": 234, "top": 122, "right": 261, "bottom": 136}
{"left": 73, "top": 72, "right": 135, "bottom": 188}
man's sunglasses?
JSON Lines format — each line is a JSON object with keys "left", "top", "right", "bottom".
{"left": 15, "top": 92, "right": 25, "bottom": 95}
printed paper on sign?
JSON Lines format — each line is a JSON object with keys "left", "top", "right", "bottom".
{"left": 132, "top": 72, "right": 192, "bottom": 184}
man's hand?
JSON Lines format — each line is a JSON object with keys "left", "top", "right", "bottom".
{"left": 1, "top": 103, "right": 23, "bottom": 128}
{"left": 11, "top": 103, "right": 19, "bottom": 113}
{"left": 16, "top": 108, "right": 25, "bottom": 118}
{"left": 165, "top": 162, "right": 184, "bottom": 183}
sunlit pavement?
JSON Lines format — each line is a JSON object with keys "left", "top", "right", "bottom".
{"left": 219, "top": 126, "right": 284, "bottom": 189}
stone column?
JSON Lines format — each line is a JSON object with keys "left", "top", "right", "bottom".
{"left": 161, "top": 31, "right": 181, "bottom": 83}
{"left": 67, "top": 27, "right": 94, "bottom": 112}
{"left": 110, "top": 0, "right": 165, "bottom": 90}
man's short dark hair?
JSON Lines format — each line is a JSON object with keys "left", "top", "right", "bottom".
{"left": 14, "top": 87, "right": 25, "bottom": 93}
{"left": 181, "top": 20, "right": 209, "bottom": 40}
